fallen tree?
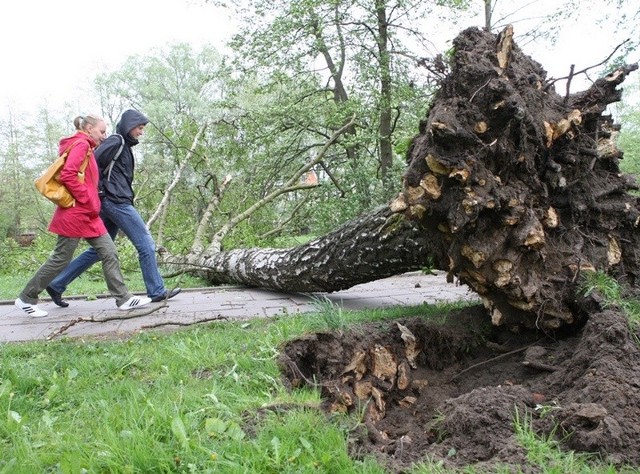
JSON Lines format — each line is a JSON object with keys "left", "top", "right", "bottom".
{"left": 170, "top": 26, "right": 639, "bottom": 332}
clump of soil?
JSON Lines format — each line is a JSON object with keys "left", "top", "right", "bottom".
{"left": 278, "top": 305, "right": 640, "bottom": 471}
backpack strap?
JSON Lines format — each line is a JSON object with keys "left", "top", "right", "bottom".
{"left": 103, "top": 134, "right": 126, "bottom": 182}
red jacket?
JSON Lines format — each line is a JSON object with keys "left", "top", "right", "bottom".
{"left": 48, "top": 132, "right": 107, "bottom": 238}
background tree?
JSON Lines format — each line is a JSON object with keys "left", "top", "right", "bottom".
{"left": 616, "top": 74, "right": 640, "bottom": 176}
{"left": 0, "top": 108, "right": 65, "bottom": 239}
{"left": 227, "top": 0, "right": 472, "bottom": 213}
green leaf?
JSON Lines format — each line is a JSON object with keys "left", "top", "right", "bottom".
{"left": 171, "top": 416, "right": 190, "bottom": 450}
{"left": 205, "top": 417, "right": 227, "bottom": 436}
{"left": 299, "top": 436, "right": 313, "bottom": 453}
{"left": 225, "top": 421, "right": 246, "bottom": 441}
{"left": 8, "top": 410, "right": 22, "bottom": 424}
{"left": 0, "top": 380, "right": 12, "bottom": 399}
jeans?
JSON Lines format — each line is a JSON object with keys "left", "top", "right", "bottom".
{"left": 48, "top": 199, "right": 166, "bottom": 299}
{"left": 20, "top": 234, "right": 132, "bottom": 306}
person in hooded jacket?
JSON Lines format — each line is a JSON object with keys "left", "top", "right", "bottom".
{"left": 15, "top": 115, "right": 152, "bottom": 317}
{"left": 45, "top": 110, "right": 181, "bottom": 307}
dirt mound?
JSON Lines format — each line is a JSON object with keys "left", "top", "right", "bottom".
{"left": 278, "top": 306, "right": 640, "bottom": 471}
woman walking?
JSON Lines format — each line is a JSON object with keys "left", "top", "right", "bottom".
{"left": 15, "top": 114, "right": 151, "bottom": 317}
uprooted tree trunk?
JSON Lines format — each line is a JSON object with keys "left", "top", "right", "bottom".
{"left": 176, "top": 205, "right": 438, "bottom": 292}
{"left": 169, "top": 26, "right": 639, "bottom": 332}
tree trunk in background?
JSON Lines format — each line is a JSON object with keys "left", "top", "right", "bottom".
{"left": 375, "top": 0, "right": 394, "bottom": 197}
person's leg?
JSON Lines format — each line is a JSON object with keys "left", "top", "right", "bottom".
{"left": 19, "top": 236, "right": 79, "bottom": 304}
{"left": 47, "top": 247, "right": 100, "bottom": 294}
{"left": 100, "top": 199, "right": 166, "bottom": 298}
{"left": 86, "top": 234, "right": 132, "bottom": 306}
{"left": 48, "top": 214, "right": 120, "bottom": 295}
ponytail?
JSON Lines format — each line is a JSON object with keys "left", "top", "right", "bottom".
{"left": 73, "top": 114, "right": 102, "bottom": 132}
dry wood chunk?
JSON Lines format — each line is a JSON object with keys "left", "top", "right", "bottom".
{"left": 420, "top": 174, "right": 442, "bottom": 199}
{"left": 406, "top": 184, "right": 425, "bottom": 204}
{"left": 398, "top": 396, "right": 418, "bottom": 408}
{"left": 370, "top": 386, "right": 386, "bottom": 415}
{"left": 396, "top": 323, "right": 420, "bottom": 369}
{"left": 342, "top": 349, "right": 367, "bottom": 380}
{"left": 397, "top": 360, "right": 411, "bottom": 390}
{"left": 492, "top": 259, "right": 513, "bottom": 288}
{"left": 353, "top": 380, "right": 373, "bottom": 400}
{"left": 473, "top": 121, "right": 488, "bottom": 134}
{"left": 426, "top": 153, "right": 452, "bottom": 175}
{"left": 607, "top": 235, "right": 622, "bottom": 265}
{"left": 543, "top": 207, "right": 559, "bottom": 228}
{"left": 390, "top": 193, "right": 408, "bottom": 212}
{"left": 461, "top": 244, "right": 487, "bottom": 269}
{"left": 496, "top": 24, "right": 514, "bottom": 72}
{"left": 371, "top": 345, "right": 398, "bottom": 383}
{"left": 411, "top": 379, "right": 429, "bottom": 393}
{"left": 328, "top": 402, "right": 348, "bottom": 414}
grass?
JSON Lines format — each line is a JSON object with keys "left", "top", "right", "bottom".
{"left": 1, "top": 272, "right": 637, "bottom": 472}
{"left": 512, "top": 407, "right": 628, "bottom": 474}
{"left": 0, "top": 235, "right": 209, "bottom": 301}
{"left": 0, "top": 314, "right": 386, "bottom": 473}
{"left": 580, "top": 271, "right": 640, "bottom": 330}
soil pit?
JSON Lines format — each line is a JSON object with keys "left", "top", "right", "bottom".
{"left": 278, "top": 305, "right": 640, "bottom": 471}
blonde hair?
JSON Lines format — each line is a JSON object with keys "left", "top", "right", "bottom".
{"left": 73, "top": 114, "right": 103, "bottom": 131}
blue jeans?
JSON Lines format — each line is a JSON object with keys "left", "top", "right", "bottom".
{"left": 48, "top": 199, "right": 166, "bottom": 299}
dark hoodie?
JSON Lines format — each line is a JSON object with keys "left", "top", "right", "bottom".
{"left": 96, "top": 109, "right": 149, "bottom": 205}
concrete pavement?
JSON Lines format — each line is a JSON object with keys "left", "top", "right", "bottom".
{"left": 0, "top": 271, "right": 478, "bottom": 343}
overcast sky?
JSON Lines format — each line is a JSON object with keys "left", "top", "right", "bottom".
{"left": 0, "top": 0, "right": 637, "bottom": 120}
{"left": 0, "top": 0, "right": 233, "bottom": 115}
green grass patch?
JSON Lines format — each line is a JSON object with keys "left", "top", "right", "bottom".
{"left": 0, "top": 235, "right": 209, "bottom": 301}
{"left": 0, "top": 313, "right": 387, "bottom": 472}
{"left": 580, "top": 271, "right": 640, "bottom": 330}
{"left": 0, "top": 295, "right": 633, "bottom": 472}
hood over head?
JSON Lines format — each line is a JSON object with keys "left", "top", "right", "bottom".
{"left": 115, "top": 109, "right": 149, "bottom": 146}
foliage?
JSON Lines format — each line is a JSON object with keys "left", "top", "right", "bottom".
{"left": 227, "top": 0, "right": 452, "bottom": 215}
{"left": 0, "top": 110, "right": 68, "bottom": 240}
{"left": 511, "top": 407, "right": 621, "bottom": 473}
{"left": 0, "top": 239, "right": 208, "bottom": 301}
{"left": 1, "top": 1, "right": 638, "bottom": 257}
{"left": 616, "top": 74, "right": 640, "bottom": 178}
{"left": 311, "top": 295, "right": 348, "bottom": 331}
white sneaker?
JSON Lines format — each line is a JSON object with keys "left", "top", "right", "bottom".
{"left": 118, "top": 296, "right": 152, "bottom": 311}
{"left": 15, "top": 298, "right": 48, "bottom": 318}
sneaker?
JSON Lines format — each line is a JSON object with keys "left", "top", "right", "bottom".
{"left": 15, "top": 298, "right": 48, "bottom": 318}
{"left": 150, "top": 287, "right": 182, "bottom": 303}
{"left": 46, "top": 286, "right": 69, "bottom": 308}
{"left": 118, "top": 296, "right": 152, "bottom": 311}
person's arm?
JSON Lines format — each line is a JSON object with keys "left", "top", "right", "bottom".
{"left": 59, "top": 142, "right": 92, "bottom": 204}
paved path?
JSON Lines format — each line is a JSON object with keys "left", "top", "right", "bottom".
{"left": 0, "top": 272, "right": 477, "bottom": 343}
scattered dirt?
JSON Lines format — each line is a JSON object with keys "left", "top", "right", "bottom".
{"left": 278, "top": 305, "right": 640, "bottom": 471}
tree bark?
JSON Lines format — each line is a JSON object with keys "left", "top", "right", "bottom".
{"left": 177, "top": 205, "right": 436, "bottom": 292}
